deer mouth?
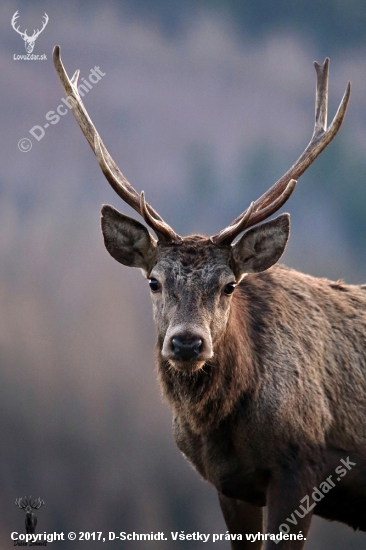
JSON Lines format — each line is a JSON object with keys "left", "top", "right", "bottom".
{"left": 168, "top": 357, "right": 208, "bottom": 373}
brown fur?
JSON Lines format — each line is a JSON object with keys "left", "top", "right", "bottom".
{"left": 157, "top": 251, "right": 366, "bottom": 547}
{"left": 101, "top": 209, "right": 366, "bottom": 549}
{"left": 54, "top": 45, "right": 358, "bottom": 547}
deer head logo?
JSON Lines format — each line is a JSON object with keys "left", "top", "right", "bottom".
{"left": 11, "top": 11, "right": 48, "bottom": 54}
{"left": 15, "top": 496, "right": 45, "bottom": 535}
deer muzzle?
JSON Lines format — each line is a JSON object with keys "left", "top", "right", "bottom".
{"left": 162, "top": 325, "right": 213, "bottom": 371}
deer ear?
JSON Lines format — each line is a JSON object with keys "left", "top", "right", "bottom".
{"left": 101, "top": 205, "right": 157, "bottom": 273}
{"left": 231, "top": 214, "right": 290, "bottom": 276}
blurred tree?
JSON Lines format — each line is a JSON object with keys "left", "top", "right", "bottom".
{"left": 122, "top": 0, "right": 366, "bottom": 51}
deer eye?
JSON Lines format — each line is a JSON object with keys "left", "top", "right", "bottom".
{"left": 149, "top": 278, "right": 161, "bottom": 292}
{"left": 224, "top": 282, "right": 236, "bottom": 295}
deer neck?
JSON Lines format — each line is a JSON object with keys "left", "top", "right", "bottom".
{"left": 157, "top": 290, "right": 256, "bottom": 434}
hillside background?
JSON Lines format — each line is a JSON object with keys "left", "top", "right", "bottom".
{"left": 1, "top": 0, "right": 366, "bottom": 547}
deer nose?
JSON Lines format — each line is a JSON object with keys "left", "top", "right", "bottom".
{"left": 171, "top": 336, "right": 203, "bottom": 361}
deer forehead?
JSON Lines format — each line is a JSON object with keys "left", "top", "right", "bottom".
{"left": 151, "top": 237, "right": 234, "bottom": 288}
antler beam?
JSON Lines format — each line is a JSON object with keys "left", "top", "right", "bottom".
{"left": 211, "top": 58, "right": 351, "bottom": 246}
{"left": 52, "top": 45, "right": 182, "bottom": 244}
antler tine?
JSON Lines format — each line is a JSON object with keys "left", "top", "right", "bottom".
{"left": 32, "top": 497, "right": 45, "bottom": 509}
{"left": 139, "top": 191, "right": 182, "bottom": 243}
{"left": 11, "top": 11, "right": 25, "bottom": 37}
{"left": 212, "top": 180, "right": 297, "bottom": 245}
{"left": 95, "top": 137, "right": 182, "bottom": 243}
{"left": 34, "top": 13, "right": 49, "bottom": 38}
{"left": 15, "top": 498, "right": 27, "bottom": 509}
{"left": 211, "top": 201, "right": 255, "bottom": 246}
{"left": 52, "top": 45, "right": 181, "bottom": 244}
{"left": 211, "top": 58, "right": 351, "bottom": 246}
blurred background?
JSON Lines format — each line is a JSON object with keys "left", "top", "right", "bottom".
{"left": 1, "top": 0, "right": 366, "bottom": 547}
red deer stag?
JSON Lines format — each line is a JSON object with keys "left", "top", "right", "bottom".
{"left": 53, "top": 45, "right": 366, "bottom": 549}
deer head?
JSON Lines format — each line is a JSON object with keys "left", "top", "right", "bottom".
{"left": 53, "top": 46, "right": 350, "bottom": 372}
{"left": 12, "top": 11, "right": 48, "bottom": 54}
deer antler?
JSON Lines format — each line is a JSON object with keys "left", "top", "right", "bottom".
{"left": 11, "top": 11, "right": 26, "bottom": 39}
{"left": 15, "top": 496, "right": 45, "bottom": 510}
{"left": 32, "top": 13, "right": 49, "bottom": 40}
{"left": 211, "top": 58, "right": 351, "bottom": 245}
{"left": 15, "top": 497, "right": 28, "bottom": 510}
{"left": 52, "top": 45, "right": 182, "bottom": 244}
{"left": 31, "top": 497, "right": 45, "bottom": 509}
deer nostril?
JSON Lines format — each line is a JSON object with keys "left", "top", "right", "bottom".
{"left": 171, "top": 337, "right": 203, "bottom": 361}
